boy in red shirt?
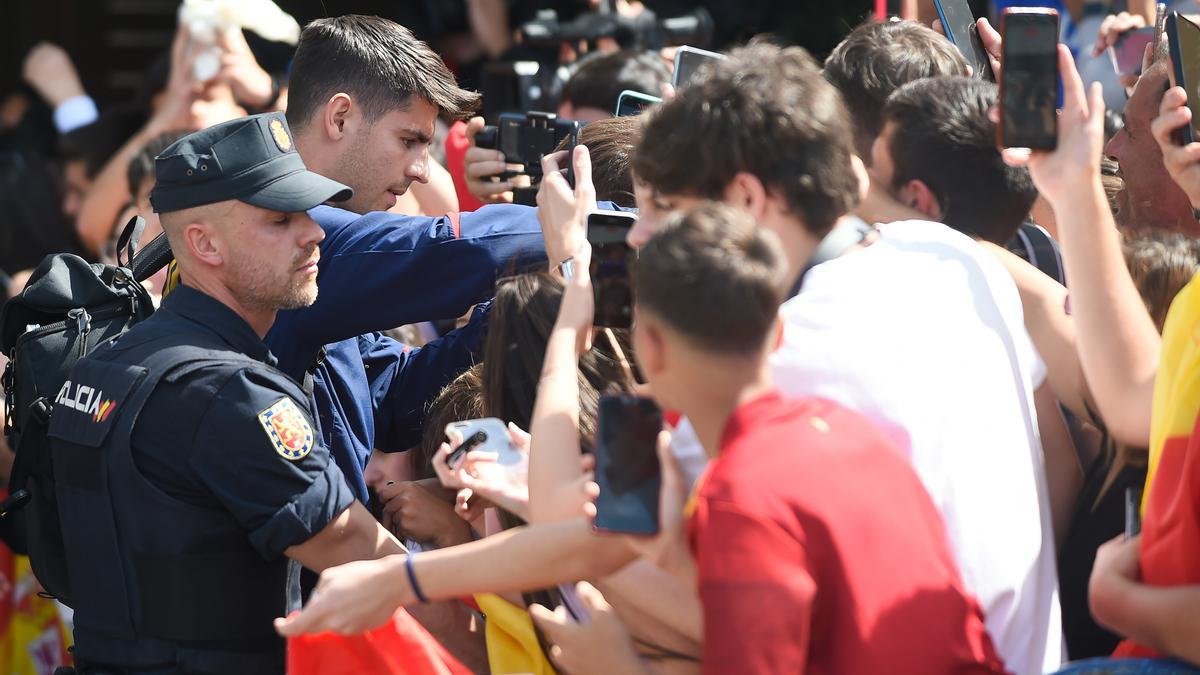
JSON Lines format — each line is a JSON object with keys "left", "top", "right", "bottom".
{"left": 630, "top": 203, "right": 1006, "bottom": 674}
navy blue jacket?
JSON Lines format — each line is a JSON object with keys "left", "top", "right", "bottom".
{"left": 265, "top": 204, "right": 547, "bottom": 503}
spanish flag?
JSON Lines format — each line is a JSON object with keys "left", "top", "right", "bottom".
{"left": 1116, "top": 274, "right": 1200, "bottom": 657}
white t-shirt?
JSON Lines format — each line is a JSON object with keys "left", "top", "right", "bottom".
{"left": 767, "top": 220, "right": 1062, "bottom": 674}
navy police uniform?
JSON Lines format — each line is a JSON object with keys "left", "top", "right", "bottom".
{"left": 48, "top": 113, "right": 355, "bottom": 674}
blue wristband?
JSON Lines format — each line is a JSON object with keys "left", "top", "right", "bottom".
{"left": 405, "top": 554, "right": 429, "bottom": 604}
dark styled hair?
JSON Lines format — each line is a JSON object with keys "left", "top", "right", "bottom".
{"left": 560, "top": 50, "right": 671, "bottom": 113}
{"left": 883, "top": 76, "right": 1036, "bottom": 244}
{"left": 127, "top": 131, "right": 186, "bottom": 197}
{"left": 286, "top": 15, "right": 480, "bottom": 130}
{"left": 481, "top": 273, "right": 631, "bottom": 453}
{"left": 554, "top": 115, "right": 642, "bottom": 207}
{"left": 635, "top": 202, "right": 788, "bottom": 355}
{"left": 416, "top": 364, "right": 485, "bottom": 480}
{"left": 823, "top": 20, "right": 968, "bottom": 162}
{"left": 632, "top": 42, "right": 860, "bottom": 238}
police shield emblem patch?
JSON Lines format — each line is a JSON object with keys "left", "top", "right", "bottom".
{"left": 257, "top": 397, "right": 313, "bottom": 461}
{"left": 269, "top": 118, "right": 292, "bottom": 152}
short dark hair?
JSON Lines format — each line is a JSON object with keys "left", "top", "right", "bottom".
{"left": 127, "top": 131, "right": 186, "bottom": 197}
{"left": 286, "top": 15, "right": 480, "bottom": 130}
{"left": 632, "top": 43, "right": 859, "bottom": 238}
{"left": 560, "top": 50, "right": 670, "bottom": 113}
{"left": 554, "top": 115, "right": 642, "bottom": 207}
{"left": 635, "top": 202, "right": 788, "bottom": 355}
{"left": 417, "top": 364, "right": 484, "bottom": 480}
{"left": 883, "top": 76, "right": 1036, "bottom": 244}
{"left": 823, "top": 20, "right": 968, "bottom": 161}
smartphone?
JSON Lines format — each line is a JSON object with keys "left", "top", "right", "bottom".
{"left": 1124, "top": 487, "right": 1142, "bottom": 538}
{"left": 1167, "top": 12, "right": 1200, "bottom": 145}
{"left": 615, "top": 89, "right": 663, "bottom": 117}
{"left": 1108, "top": 27, "right": 1155, "bottom": 77}
{"left": 592, "top": 395, "right": 663, "bottom": 536}
{"left": 672, "top": 46, "right": 726, "bottom": 89}
{"left": 444, "top": 418, "right": 524, "bottom": 469}
{"left": 933, "top": 0, "right": 994, "bottom": 81}
{"left": 998, "top": 8, "right": 1059, "bottom": 150}
{"left": 588, "top": 210, "right": 638, "bottom": 329}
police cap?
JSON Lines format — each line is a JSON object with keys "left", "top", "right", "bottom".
{"left": 150, "top": 112, "right": 352, "bottom": 214}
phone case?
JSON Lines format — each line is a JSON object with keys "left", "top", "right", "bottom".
{"left": 445, "top": 418, "right": 523, "bottom": 468}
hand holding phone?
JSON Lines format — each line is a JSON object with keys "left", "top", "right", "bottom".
{"left": 1167, "top": 12, "right": 1200, "bottom": 145}
{"left": 1107, "top": 27, "right": 1155, "bottom": 77}
{"left": 934, "top": 0, "right": 994, "bottom": 81}
{"left": 998, "top": 8, "right": 1060, "bottom": 150}
{"left": 445, "top": 418, "right": 525, "bottom": 469}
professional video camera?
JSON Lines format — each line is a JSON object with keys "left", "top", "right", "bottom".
{"left": 480, "top": 5, "right": 713, "bottom": 123}
{"left": 518, "top": 6, "right": 714, "bottom": 52}
{"left": 475, "top": 111, "right": 581, "bottom": 207}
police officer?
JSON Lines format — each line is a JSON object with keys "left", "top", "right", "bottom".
{"left": 47, "top": 113, "right": 405, "bottom": 675}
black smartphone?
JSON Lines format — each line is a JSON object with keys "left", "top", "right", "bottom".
{"left": 615, "top": 89, "right": 663, "bottom": 117}
{"left": 672, "top": 46, "right": 726, "bottom": 89}
{"left": 592, "top": 395, "right": 663, "bottom": 536}
{"left": 587, "top": 210, "right": 638, "bottom": 329}
{"left": 998, "top": 8, "right": 1059, "bottom": 150}
{"left": 934, "top": 0, "right": 993, "bottom": 81}
{"left": 1168, "top": 12, "right": 1200, "bottom": 145}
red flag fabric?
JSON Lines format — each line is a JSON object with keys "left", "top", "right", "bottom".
{"left": 287, "top": 608, "right": 472, "bottom": 675}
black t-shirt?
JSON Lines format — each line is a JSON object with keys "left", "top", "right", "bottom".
{"left": 1058, "top": 452, "right": 1147, "bottom": 659}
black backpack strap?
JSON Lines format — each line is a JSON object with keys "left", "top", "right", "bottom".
{"left": 300, "top": 345, "right": 328, "bottom": 397}
{"left": 115, "top": 216, "right": 146, "bottom": 270}
{"left": 130, "top": 232, "right": 173, "bottom": 284}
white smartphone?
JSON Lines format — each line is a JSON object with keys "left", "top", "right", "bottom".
{"left": 444, "top": 417, "right": 524, "bottom": 469}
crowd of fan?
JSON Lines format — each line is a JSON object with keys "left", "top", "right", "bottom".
{"left": 4, "top": 1, "right": 1200, "bottom": 673}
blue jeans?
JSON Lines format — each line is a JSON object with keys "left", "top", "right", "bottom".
{"left": 1052, "top": 657, "right": 1200, "bottom": 674}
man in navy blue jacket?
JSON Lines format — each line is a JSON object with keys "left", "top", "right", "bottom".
{"left": 265, "top": 15, "right": 581, "bottom": 506}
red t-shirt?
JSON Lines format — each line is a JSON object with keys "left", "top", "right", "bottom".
{"left": 444, "top": 120, "right": 486, "bottom": 213}
{"left": 687, "top": 391, "right": 1006, "bottom": 675}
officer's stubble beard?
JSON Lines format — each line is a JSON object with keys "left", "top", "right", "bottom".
{"left": 226, "top": 242, "right": 321, "bottom": 313}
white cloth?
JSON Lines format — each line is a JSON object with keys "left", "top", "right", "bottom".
{"left": 53, "top": 95, "right": 98, "bottom": 134}
{"left": 769, "top": 220, "right": 1062, "bottom": 674}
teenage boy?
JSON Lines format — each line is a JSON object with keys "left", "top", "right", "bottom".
{"left": 625, "top": 202, "right": 1005, "bottom": 673}
{"left": 629, "top": 42, "right": 1062, "bottom": 675}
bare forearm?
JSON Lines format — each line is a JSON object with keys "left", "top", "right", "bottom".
{"left": 1052, "top": 185, "right": 1159, "bottom": 446}
{"left": 466, "top": 0, "right": 512, "bottom": 59}
{"left": 414, "top": 518, "right": 638, "bottom": 600}
{"left": 598, "top": 560, "right": 703, "bottom": 645}
{"left": 1092, "top": 577, "right": 1200, "bottom": 663}
{"left": 76, "top": 125, "right": 158, "bottom": 256}
{"left": 288, "top": 502, "right": 406, "bottom": 573}
{"left": 529, "top": 327, "right": 587, "bottom": 523}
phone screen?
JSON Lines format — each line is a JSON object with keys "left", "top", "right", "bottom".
{"left": 593, "top": 395, "right": 663, "bottom": 536}
{"left": 1000, "top": 11, "right": 1059, "bottom": 150}
{"left": 616, "top": 91, "right": 663, "bottom": 117}
{"left": 673, "top": 47, "right": 726, "bottom": 89}
{"left": 934, "top": 0, "right": 993, "bottom": 81}
{"left": 588, "top": 212, "right": 636, "bottom": 329}
{"left": 1169, "top": 12, "right": 1200, "bottom": 144}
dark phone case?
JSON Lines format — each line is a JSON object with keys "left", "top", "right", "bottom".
{"left": 997, "top": 9, "right": 1059, "bottom": 150}
{"left": 588, "top": 214, "right": 636, "bottom": 329}
{"left": 1168, "top": 13, "right": 1198, "bottom": 145}
{"left": 592, "top": 396, "right": 662, "bottom": 536}
{"left": 934, "top": 0, "right": 994, "bottom": 81}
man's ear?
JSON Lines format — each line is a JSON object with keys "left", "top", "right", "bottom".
{"left": 897, "top": 180, "right": 943, "bottom": 221}
{"left": 184, "top": 222, "right": 224, "bottom": 269}
{"left": 769, "top": 313, "right": 785, "bottom": 353}
{"left": 635, "top": 314, "right": 668, "bottom": 379}
{"left": 724, "top": 172, "right": 770, "bottom": 220}
{"left": 850, "top": 154, "right": 870, "bottom": 203}
{"left": 322, "top": 93, "right": 355, "bottom": 141}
